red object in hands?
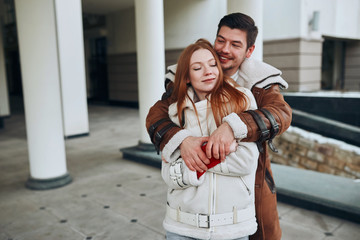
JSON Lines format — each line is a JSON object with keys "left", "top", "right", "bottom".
{"left": 196, "top": 143, "right": 221, "bottom": 179}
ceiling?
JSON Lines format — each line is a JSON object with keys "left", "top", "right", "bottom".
{"left": 82, "top": 0, "right": 134, "bottom": 15}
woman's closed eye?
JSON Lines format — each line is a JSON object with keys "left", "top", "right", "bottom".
{"left": 209, "top": 60, "right": 217, "bottom": 67}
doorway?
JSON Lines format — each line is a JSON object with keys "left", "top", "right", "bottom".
{"left": 88, "top": 37, "right": 109, "bottom": 103}
{"left": 321, "top": 39, "right": 346, "bottom": 90}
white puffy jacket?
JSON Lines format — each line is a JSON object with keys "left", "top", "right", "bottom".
{"left": 162, "top": 86, "right": 259, "bottom": 240}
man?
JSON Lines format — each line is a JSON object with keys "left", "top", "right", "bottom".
{"left": 146, "top": 12, "right": 292, "bottom": 240}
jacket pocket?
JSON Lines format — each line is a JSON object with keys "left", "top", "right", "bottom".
{"left": 265, "top": 168, "right": 276, "bottom": 194}
{"left": 239, "top": 177, "right": 251, "bottom": 196}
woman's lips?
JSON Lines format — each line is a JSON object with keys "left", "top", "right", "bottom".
{"left": 202, "top": 78, "right": 216, "bottom": 83}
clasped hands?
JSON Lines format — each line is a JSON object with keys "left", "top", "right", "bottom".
{"left": 162, "top": 122, "right": 237, "bottom": 173}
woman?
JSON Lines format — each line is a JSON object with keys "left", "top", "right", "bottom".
{"left": 161, "top": 39, "right": 259, "bottom": 240}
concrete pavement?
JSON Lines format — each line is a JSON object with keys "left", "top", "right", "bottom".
{"left": 0, "top": 104, "right": 359, "bottom": 240}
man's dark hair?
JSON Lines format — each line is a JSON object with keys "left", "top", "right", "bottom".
{"left": 217, "top": 12, "right": 258, "bottom": 49}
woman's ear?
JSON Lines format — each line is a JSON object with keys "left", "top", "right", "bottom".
{"left": 186, "top": 78, "right": 191, "bottom": 84}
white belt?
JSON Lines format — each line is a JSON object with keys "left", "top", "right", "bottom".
{"left": 166, "top": 204, "right": 254, "bottom": 228}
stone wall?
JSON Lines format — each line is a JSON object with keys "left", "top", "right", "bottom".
{"left": 269, "top": 126, "right": 360, "bottom": 179}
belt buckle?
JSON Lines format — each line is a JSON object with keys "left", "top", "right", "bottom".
{"left": 196, "top": 213, "right": 210, "bottom": 228}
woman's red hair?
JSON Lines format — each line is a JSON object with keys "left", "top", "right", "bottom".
{"left": 171, "top": 39, "right": 249, "bottom": 127}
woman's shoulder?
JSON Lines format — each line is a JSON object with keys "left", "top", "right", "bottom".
{"left": 234, "top": 85, "right": 252, "bottom": 96}
{"left": 168, "top": 102, "right": 178, "bottom": 117}
{"left": 226, "top": 78, "right": 251, "bottom": 94}
{"left": 233, "top": 85, "right": 257, "bottom": 109}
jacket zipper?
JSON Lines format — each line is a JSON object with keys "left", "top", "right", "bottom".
{"left": 240, "top": 176, "right": 251, "bottom": 195}
{"left": 210, "top": 172, "right": 216, "bottom": 232}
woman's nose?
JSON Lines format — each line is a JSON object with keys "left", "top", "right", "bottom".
{"left": 204, "top": 67, "right": 212, "bottom": 75}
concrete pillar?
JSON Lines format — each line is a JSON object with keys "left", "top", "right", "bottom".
{"left": 227, "top": 0, "right": 263, "bottom": 61}
{"left": 134, "top": 0, "right": 165, "bottom": 146}
{"left": 14, "top": 0, "right": 71, "bottom": 189}
{"left": 0, "top": 19, "right": 10, "bottom": 127}
{"left": 55, "top": 0, "right": 89, "bottom": 138}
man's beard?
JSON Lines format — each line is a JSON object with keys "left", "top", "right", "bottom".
{"left": 221, "top": 64, "right": 235, "bottom": 76}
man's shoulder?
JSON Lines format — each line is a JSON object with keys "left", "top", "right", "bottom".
{"left": 238, "top": 58, "right": 288, "bottom": 89}
{"left": 167, "top": 64, "right": 177, "bottom": 74}
{"left": 165, "top": 64, "right": 177, "bottom": 82}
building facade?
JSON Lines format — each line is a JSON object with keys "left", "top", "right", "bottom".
{"left": 0, "top": 0, "right": 359, "bottom": 188}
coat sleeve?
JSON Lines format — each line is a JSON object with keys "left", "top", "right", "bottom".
{"left": 210, "top": 88, "right": 259, "bottom": 177}
{"left": 223, "top": 84, "right": 292, "bottom": 143}
{"left": 209, "top": 141, "right": 259, "bottom": 177}
{"left": 146, "top": 75, "right": 292, "bottom": 152}
{"left": 145, "top": 81, "right": 183, "bottom": 152}
{"left": 240, "top": 84, "right": 292, "bottom": 142}
{"left": 161, "top": 158, "right": 205, "bottom": 189}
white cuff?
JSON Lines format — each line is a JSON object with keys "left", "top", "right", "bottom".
{"left": 169, "top": 159, "right": 187, "bottom": 188}
{"left": 222, "top": 113, "right": 248, "bottom": 140}
{"left": 162, "top": 129, "right": 192, "bottom": 163}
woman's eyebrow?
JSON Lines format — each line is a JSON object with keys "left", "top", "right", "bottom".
{"left": 190, "top": 58, "right": 215, "bottom": 66}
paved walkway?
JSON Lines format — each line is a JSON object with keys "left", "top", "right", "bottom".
{"left": 0, "top": 104, "right": 359, "bottom": 240}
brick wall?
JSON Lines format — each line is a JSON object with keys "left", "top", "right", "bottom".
{"left": 269, "top": 127, "right": 360, "bottom": 179}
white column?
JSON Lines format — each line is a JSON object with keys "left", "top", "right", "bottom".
{"left": 15, "top": 0, "right": 71, "bottom": 189}
{"left": 55, "top": 0, "right": 89, "bottom": 138}
{"left": 135, "top": 0, "right": 165, "bottom": 145}
{"left": 227, "top": 0, "right": 263, "bottom": 61}
{"left": 0, "top": 19, "right": 10, "bottom": 118}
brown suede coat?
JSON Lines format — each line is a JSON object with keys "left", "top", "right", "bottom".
{"left": 146, "top": 84, "right": 292, "bottom": 240}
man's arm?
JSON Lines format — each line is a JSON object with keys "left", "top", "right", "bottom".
{"left": 241, "top": 85, "right": 292, "bottom": 141}
{"left": 206, "top": 84, "right": 292, "bottom": 159}
{"left": 145, "top": 95, "right": 180, "bottom": 151}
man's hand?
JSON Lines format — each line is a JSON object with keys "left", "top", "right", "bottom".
{"left": 180, "top": 136, "right": 210, "bottom": 172}
{"left": 206, "top": 122, "right": 235, "bottom": 161}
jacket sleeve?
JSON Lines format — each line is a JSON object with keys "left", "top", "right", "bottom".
{"left": 238, "top": 84, "right": 292, "bottom": 142}
{"left": 161, "top": 158, "right": 205, "bottom": 189}
{"left": 209, "top": 141, "right": 259, "bottom": 177}
{"left": 210, "top": 88, "right": 259, "bottom": 177}
{"left": 145, "top": 81, "right": 182, "bottom": 152}
{"left": 147, "top": 77, "right": 292, "bottom": 151}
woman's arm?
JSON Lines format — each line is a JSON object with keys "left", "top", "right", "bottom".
{"left": 208, "top": 142, "right": 259, "bottom": 177}
{"left": 161, "top": 158, "right": 205, "bottom": 189}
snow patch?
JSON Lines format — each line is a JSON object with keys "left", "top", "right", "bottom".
{"left": 287, "top": 126, "right": 360, "bottom": 155}
{"left": 283, "top": 91, "right": 360, "bottom": 98}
